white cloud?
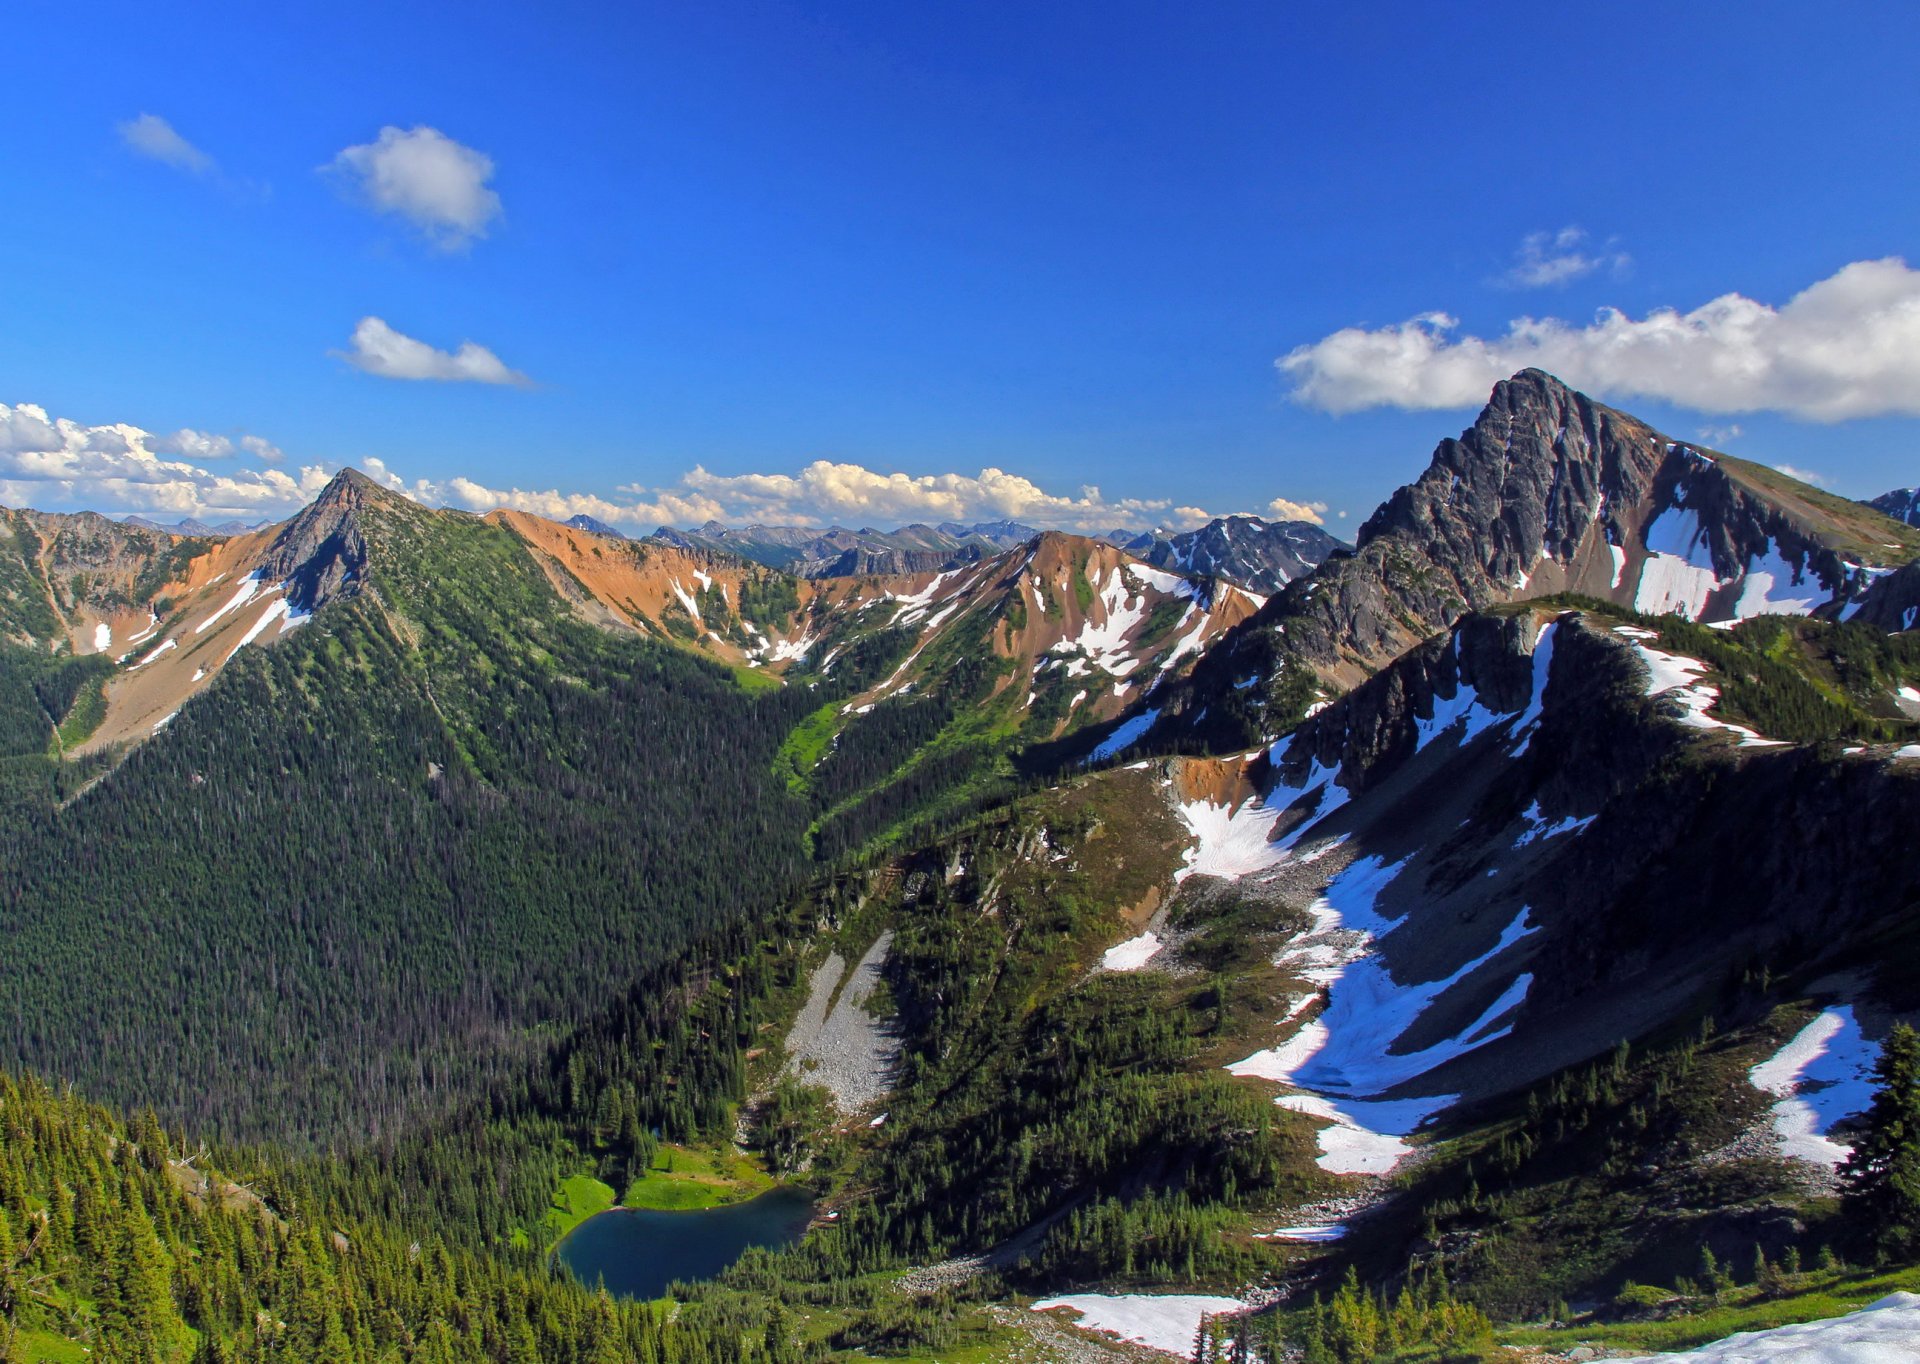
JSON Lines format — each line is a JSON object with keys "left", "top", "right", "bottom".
{"left": 1774, "top": 464, "right": 1826, "bottom": 486}
{"left": 1696, "top": 423, "right": 1743, "bottom": 447}
{"left": 327, "top": 125, "right": 501, "bottom": 249}
{"left": 152, "top": 429, "right": 289, "bottom": 463}
{"left": 339, "top": 317, "right": 529, "bottom": 386}
{"left": 1265, "top": 496, "right": 1328, "bottom": 525}
{"left": 1280, "top": 258, "right": 1920, "bottom": 421}
{"left": 0, "top": 402, "right": 328, "bottom": 520}
{"left": 118, "top": 113, "right": 214, "bottom": 175}
{"left": 0, "top": 404, "right": 1231, "bottom": 538}
{"left": 384, "top": 460, "right": 1224, "bottom": 534}
{"left": 1497, "top": 227, "right": 1628, "bottom": 289}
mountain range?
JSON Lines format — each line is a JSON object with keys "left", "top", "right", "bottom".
{"left": 3, "top": 369, "right": 1919, "bottom": 1363}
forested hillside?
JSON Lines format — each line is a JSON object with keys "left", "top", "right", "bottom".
{"left": 0, "top": 481, "right": 823, "bottom": 1147}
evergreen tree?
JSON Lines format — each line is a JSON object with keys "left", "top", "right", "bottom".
{"left": 1842, "top": 1022, "right": 1920, "bottom": 1258}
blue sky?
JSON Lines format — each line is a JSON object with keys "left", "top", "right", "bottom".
{"left": 2, "top": 1, "right": 1917, "bottom": 532}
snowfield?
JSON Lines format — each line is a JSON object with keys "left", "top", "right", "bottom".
{"left": 1030, "top": 1292, "right": 1244, "bottom": 1356}
{"left": 1102, "top": 931, "right": 1163, "bottom": 972}
{"left": 196, "top": 573, "right": 263, "bottom": 634}
{"left": 1616, "top": 1292, "right": 1920, "bottom": 1363}
{"left": 1227, "top": 850, "right": 1538, "bottom": 1174}
{"left": 1632, "top": 506, "right": 1833, "bottom": 622}
{"left": 1748, "top": 1007, "right": 1880, "bottom": 1167}
{"left": 1175, "top": 792, "right": 1291, "bottom": 882}
{"left": 1089, "top": 707, "right": 1161, "bottom": 762}
{"left": 1622, "top": 634, "right": 1785, "bottom": 747}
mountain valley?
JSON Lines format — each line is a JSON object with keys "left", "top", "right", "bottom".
{"left": 4, "top": 372, "right": 1920, "bottom": 1363}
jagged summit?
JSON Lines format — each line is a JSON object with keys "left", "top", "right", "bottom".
{"left": 1096, "top": 368, "right": 1920, "bottom": 756}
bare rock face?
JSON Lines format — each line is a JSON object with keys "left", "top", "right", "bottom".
{"left": 1117, "top": 515, "right": 1345, "bottom": 595}
{"left": 1845, "top": 561, "right": 1920, "bottom": 632}
{"left": 1871, "top": 487, "right": 1920, "bottom": 528}
{"left": 253, "top": 468, "right": 380, "bottom": 612}
{"left": 1112, "top": 370, "right": 1915, "bottom": 756}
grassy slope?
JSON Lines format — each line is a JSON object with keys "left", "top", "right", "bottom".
{"left": 1718, "top": 454, "right": 1920, "bottom": 565}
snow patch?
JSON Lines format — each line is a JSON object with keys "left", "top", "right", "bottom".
{"left": 1260, "top": 1223, "right": 1347, "bottom": 1243}
{"left": 1089, "top": 708, "right": 1160, "bottom": 763}
{"left": 195, "top": 574, "right": 263, "bottom": 634}
{"left": 130, "top": 638, "right": 176, "bottom": 669}
{"left": 1102, "top": 931, "right": 1163, "bottom": 972}
{"left": 1614, "top": 1291, "right": 1920, "bottom": 1364}
{"left": 1732, "top": 542, "right": 1825, "bottom": 619}
{"left": 1628, "top": 640, "right": 1783, "bottom": 746}
{"left": 1749, "top": 1007, "right": 1880, "bottom": 1167}
{"left": 93, "top": 622, "right": 111, "bottom": 651}
{"left": 1031, "top": 1294, "right": 1244, "bottom": 1357}
{"left": 1228, "top": 854, "right": 1538, "bottom": 1174}
{"left": 1176, "top": 792, "right": 1288, "bottom": 883}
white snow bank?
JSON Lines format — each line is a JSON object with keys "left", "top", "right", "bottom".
{"left": 1636, "top": 551, "right": 1719, "bottom": 620}
{"left": 1260, "top": 1223, "right": 1347, "bottom": 1242}
{"left": 93, "top": 621, "right": 111, "bottom": 651}
{"left": 130, "top": 638, "right": 176, "bottom": 669}
{"left": 195, "top": 574, "right": 262, "bottom": 634}
{"left": 1732, "top": 543, "right": 1824, "bottom": 619}
{"left": 230, "top": 597, "right": 292, "bottom": 655}
{"left": 1627, "top": 640, "right": 1782, "bottom": 746}
{"left": 1102, "top": 931, "right": 1163, "bottom": 972}
{"left": 1176, "top": 791, "right": 1289, "bottom": 882}
{"left": 1748, "top": 1007, "right": 1880, "bottom": 1167}
{"left": 1508, "top": 622, "right": 1559, "bottom": 754}
{"left": 1229, "top": 853, "right": 1537, "bottom": 1173}
{"left": 1089, "top": 708, "right": 1160, "bottom": 763}
{"left": 1031, "top": 1293, "right": 1244, "bottom": 1356}
{"left": 1616, "top": 1291, "right": 1920, "bottom": 1363}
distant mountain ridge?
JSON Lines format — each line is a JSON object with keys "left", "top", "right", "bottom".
{"left": 1871, "top": 487, "right": 1920, "bottom": 527}
{"left": 646, "top": 517, "right": 1041, "bottom": 576}
{"left": 122, "top": 514, "right": 266, "bottom": 537}
{"left": 641, "top": 513, "right": 1344, "bottom": 588}
{"left": 1110, "top": 514, "right": 1345, "bottom": 594}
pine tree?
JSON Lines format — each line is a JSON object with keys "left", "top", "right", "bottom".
{"left": 1842, "top": 1022, "right": 1920, "bottom": 1258}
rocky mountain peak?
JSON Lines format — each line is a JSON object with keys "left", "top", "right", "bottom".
{"left": 254, "top": 468, "right": 388, "bottom": 611}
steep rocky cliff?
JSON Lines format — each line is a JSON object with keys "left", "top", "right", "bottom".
{"left": 1108, "top": 369, "right": 1920, "bottom": 754}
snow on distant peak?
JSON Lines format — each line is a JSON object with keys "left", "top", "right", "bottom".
{"left": 1634, "top": 507, "right": 1831, "bottom": 622}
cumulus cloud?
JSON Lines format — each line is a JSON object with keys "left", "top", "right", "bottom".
{"left": 0, "top": 402, "right": 328, "bottom": 520}
{"left": 339, "top": 317, "right": 529, "bottom": 386}
{"left": 0, "top": 403, "right": 1245, "bottom": 538}
{"left": 1497, "top": 227, "right": 1628, "bottom": 289}
{"left": 1775, "top": 464, "right": 1826, "bottom": 486}
{"left": 152, "top": 429, "right": 289, "bottom": 463}
{"left": 1281, "top": 258, "right": 1920, "bottom": 421}
{"left": 118, "top": 113, "right": 214, "bottom": 175}
{"left": 1265, "top": 496, "right": 1328, "bottom": 525}
{"left": 1696, "top": 423, "right": 1743, "bottom": 447}
{"left": 327, "top": 125, "right": 501, "bottom": 249}
{"left": 373, "top": 460, "right": 1222, "bottom": 535}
